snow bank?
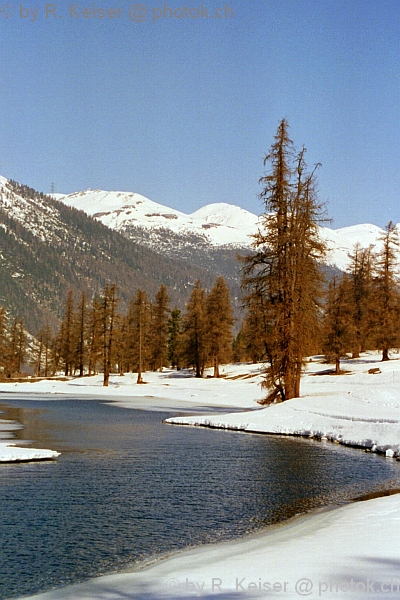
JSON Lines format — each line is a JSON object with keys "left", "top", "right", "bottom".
{"left": 0, "top": 363, "right": 265, "bottom": 411}
{"left": 166, "top": 354, "right": 400, "bottom": 459}
{"left": 20, "top": 492, "right": 400, "bottom": 599}
{"left": 0, "top": 442, "right": 60, "bottom": 462}
{"left": 0, "top": 416, "right": 60, "bottom": 463}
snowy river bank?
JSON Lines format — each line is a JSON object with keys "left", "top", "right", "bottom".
{"left": 1, "top": 352, "right": 400, "bottom": 599}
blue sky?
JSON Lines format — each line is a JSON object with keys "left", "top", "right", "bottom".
{"left": 0, "top": 0, "right": 399, "bottom": 228}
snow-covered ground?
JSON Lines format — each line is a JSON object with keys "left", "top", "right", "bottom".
{"left": 0, "top": 442, "right": 60, "bottom": 462}
{"left": 2, "top": 352, "right": 400, "bottom": 599}
{"left": 0, "top": 363, "right": 265, "bottom": 411}
{"left": 19, "top": 491, "right": 400, "bottom": 599}
{"left": 167, "top": 354, "right": 400, "bottom": 459}
{"left": 0, "top": 404, "right": 60, "bottom": 462}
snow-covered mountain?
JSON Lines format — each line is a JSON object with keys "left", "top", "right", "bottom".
{"left": 1, "top": 174, "right": 399, "bottom": 334}
{"left": 0, "top": 177, "right": 220, "bottom": 332}
{"left": 58, "top": 187, "right": 399, "bottom": 272}
{"left": 58, "top": 189, "right": 259, "bottom": 248}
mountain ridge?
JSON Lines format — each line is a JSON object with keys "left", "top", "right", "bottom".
{"left": 0, "top": 177, "right": 226, "bottom": 333}
{"left": 57, "top": 186, "right": 399, "bottom": 272}
{"left": 1, "top": 175, "right": 398, "bottom": 334}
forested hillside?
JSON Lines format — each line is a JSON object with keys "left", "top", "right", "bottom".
{"left": 0, "top": 179, "right": 225, "bottom": 332}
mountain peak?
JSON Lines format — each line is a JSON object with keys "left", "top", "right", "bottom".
{"left": 1, "top": 175, "right": 398, "bottom": 271}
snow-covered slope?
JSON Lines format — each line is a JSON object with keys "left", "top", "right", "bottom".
{"left": 1, "top": 176, "right": 397, "bottom": 273}
{"left": 59, "top": 189, "right": 259, "bottom": 247}
{"left": 191, "top": 202, "right": 260, "bottom": 233}
{"left": 57, "top": 186, "right": 399, "bottom": 272}
{"left": 318, "top": 224, "right": 387, "bottom": 272}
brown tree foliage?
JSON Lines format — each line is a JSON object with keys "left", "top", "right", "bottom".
{"left": 241, "top": 119, "right": 326, "bottom": 403}
{"left": 205, "top": 276, "right": 234, "bottom": 377}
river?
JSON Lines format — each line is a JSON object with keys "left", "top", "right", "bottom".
{"left": 1, "top": 397, "right": 400, "bottom": 599}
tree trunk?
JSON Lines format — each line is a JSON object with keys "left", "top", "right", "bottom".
{"left": 294, "top": 363, "right": 301, "bottom": 398}
{"left": 213, "top": 356, "right": 220, "bottom": 378}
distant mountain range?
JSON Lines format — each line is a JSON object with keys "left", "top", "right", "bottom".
{"left": 58, "top": 187, "right": 397, "bottom": 273}
{"left": 0, "top": 175, "right": 397, "bottom": 333}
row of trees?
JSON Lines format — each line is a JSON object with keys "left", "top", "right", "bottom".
{"left": 56, "top": 276, "right": 234, "bottom": 385}
{"left": 0, "top": 309, "right": 27, "bottom": 378}
{"left": 322, "top": 223, "right": 400, "bottom": 373}
{"left": 0, "top": 277, "right": 235, "bottom": 384}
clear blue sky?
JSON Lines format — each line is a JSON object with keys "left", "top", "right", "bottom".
{"left": 0, "top": 0, "right": 399, "bottom": 228}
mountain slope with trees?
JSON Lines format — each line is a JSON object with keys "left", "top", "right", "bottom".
{"left": 0, "top": 178, "right": 222, "bottom": 333}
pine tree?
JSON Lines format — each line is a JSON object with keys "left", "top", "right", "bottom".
{"left": 241, "top": 119, "right": 326, "bottom": 402}
{"left": 6, "top": 317, "right": 27, "bottom": 376}
{"left": 205, "top": 276, "right": 234, "bottom": 377}
{"left": 232, "top": 326, "right": 248, "bottom": 363}
{"left": 41, "top": 324, "right": 53, "bottom": 377}
{"left": 32, "top": 324, "right": 53, "bottom": 377}
{"left": 0, "top": 307, "right": 8, "bottom": 376}
{"left": 59, "top": 290, "right": 76, "bottom": 376}
{"left": 347, "top": 244, "right": 374, "bottom": 357}
{"left": 87, "top": 296, "right": 103, "bottom": 375}
{"left": 133, "top": 289, "right": 150, "bottom": 384}
{"left": 32, "top": 328, "right": 44, "bottom": 377}
{"left": 373, "top": 222, "right": 400, "bottom": 361}
{"left": 101, "top": 283, "right": 118, "bottom": 386}
{"left": 241, "top": 289, "right": 271, "bottom": 363}
{"left": 113, "top": 312, "right": 126, "bottom": 376}
{"left": 181, "top": 281, "right": 207, "bottom": 377}
{"left": 74, "top": 291, "right": 87, "bottom": 377}
{"left": 322, "top": 275, "right": 355, "bottom": 374}
{"left": 167, "top": 308, "right": 182, "bottom": 370}
{"left": 124, "top": 298, "right": 137, "bottom": 374}
{"left": 149, "top": 284, "right": 170, "bottom": 371}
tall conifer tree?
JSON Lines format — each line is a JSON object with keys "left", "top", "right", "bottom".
{"left": 74, "top": 291, "right": 87, "bottom": 377}
{"left": 59, "top": 290, "right": 76, "bottom": 376}
{"left": 322, "top": 275, "right": 354, "bottom": 374}
{"left": 167, "top": 309, "right": 182, "bottom": 370}
{"left": 347, "top": 244, "right": 374, "bottom": 357}
{"left": 133, "top": 289, "right": 150, "bottom": 384}
{"left": 102, "top": 283, "right": 118, "bottom": 386}
{"left": 0, "top": 307, "right": 8, "bottom": 376}
{"left": 241, "top": 119, "right": 326, "bottom": 402}
{"left": 182, "top": 281, "right": 207, "bottom": 377}
{"left": 6, "top": 317, "right": 27, "bottom": 376}
{"left": 206, "top": 276, "right": 234, "bottom": 377}
{"left": 87, "top": 296, "right": 103, "bottom": 375}
{"left": 149, "top": 284, "right": 170, "bottom": 372}
{"left": 373, "top": 222, "right": 400, "bottom": 361}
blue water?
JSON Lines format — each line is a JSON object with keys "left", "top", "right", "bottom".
{"left": 1, "top": 398, "right": 400, "bottom": 599}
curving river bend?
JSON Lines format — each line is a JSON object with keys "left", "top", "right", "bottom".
{"left": 1, "top": 397, "right": 400, "bottom": 599}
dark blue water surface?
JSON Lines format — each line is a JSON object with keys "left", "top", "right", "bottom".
{"left": 1, "top": 397, "right": 400, "bottom": 599}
